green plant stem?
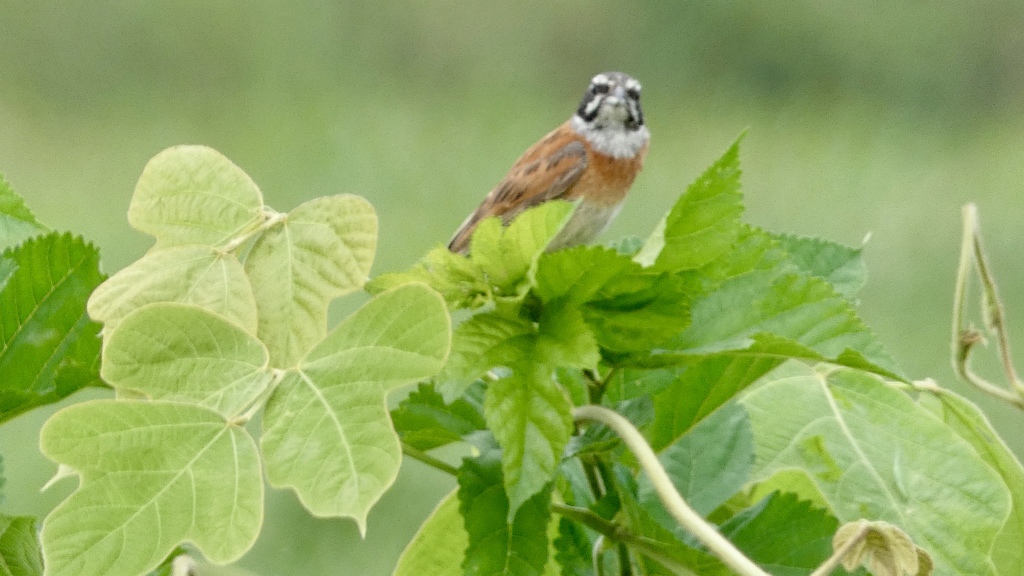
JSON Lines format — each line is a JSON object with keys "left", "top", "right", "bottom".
{"left": 573, "top": 405, "right": 770, "bottom": 576}
{"left": 807, "top": 521, "right": 871, "bottom": 576}
{"left": 400, "top": 443, "right": 460, "bottom": 476}
{"left": 552, "top": 503, "right": 696, "bottom": 576}
{"left": 951, "top": 204, "right": 1024, "bottom": 409}
{"left": 220, "top": 208, "right": 287, "bottom": 254}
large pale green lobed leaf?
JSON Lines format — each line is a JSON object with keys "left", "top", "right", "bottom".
{"left": 0, "top": 175, "right": 49, "bottom": 251}
{"left": 244, "top": 194, "right": 377, "bottom": 367}
{"left": 260, "top": 283, "right": 450, "bottom": 532}
{"left": 739, "top": 362, "right": 1010, "bottom": 576}
{"left": 128, "top": 146, "right": 265, "bottom": 248}
{"left": 469, "top": 201, "right": 574, "bottom": 295}
{"left": 0, "top": 515, "right": 43, "bottom": 576}
{"left": 635, "top": 137, "right": 743, "bottom": 270}
{"left": 0, "top": 233, "right": 103, "bottom": 423}
{"left": 40, "top": 400, "right": 263, "bottom": 576}
{"left": 88, "top": 245, "right": 258, "bottom": 335}
{"left": 918, "top": 389, "right": 1024, "bottom": 576}
{"left": 393, "top": 490, "right": 467, "bottom": 576}
{"left": 101, "top": 303, "right": 272, "bottom": 418}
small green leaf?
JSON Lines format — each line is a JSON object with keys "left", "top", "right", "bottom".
{"left": 88, "top": 245, "right": 257, "bottom": 334}
{"left": 636, "top": 136, "right": 744, "bottom": 270}
{"left": 260, "top": 283, "right": 450, "bottom": 532}
{"left": 470, "top": 201, "right": 574, "bottom": 295}
{"left": 368, "top": 246, "right": 489, "bottom": 310}
{"left": 0, "top": 233, "right": 104, "bottom": 423}
{"left": 771, "top": 232, "right": 867, "bottom": 299}
{"left": 101, "top": 303, "right": 272, "bottom": 418}
{"left": 129, "top": 146, "right": 266, "bottom": 248}
{"left": 440, "top": 310, "right": 533, "bottom": 400}
{"left": 485, "top": 362, "right": 572, "bottom": 520}
{"left": 458, "top": 449, "right": 552, "bottom": 576}
{"left": 0, "top": 514, "right": 43, "bottom": 576}
{"left": 0, "top": 175, "right": 49, "bottom": 251}
{"left": 532, "top": 246, "right": 637, "bottom": 303}
{"left": 552, "top": 519, "right": 591, "bottom": 576}
{"left": 393, "top": 490, "right": 468, "bottom": 576}
{"left": 740, "top": 362, "right": 1010, "bottom": 576}
{"left": 245, "top": 194, "right": 377, "bottom": 367}
{"left": 40, "top": 400, "right": 263, "bottom": 576}
{"left": 639, "top": 402, "right": 754, "bottom": 528}
{"left": 391, "top": 382, "right": 486, "bottom": 451}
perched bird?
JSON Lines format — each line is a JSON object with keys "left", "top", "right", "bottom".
{"left": 448, "top": 71, "right": 649, "bottom": 254}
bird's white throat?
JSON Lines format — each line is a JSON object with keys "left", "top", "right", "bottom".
{"left": 570, "top": 115, "right": 649, "bottom": 159}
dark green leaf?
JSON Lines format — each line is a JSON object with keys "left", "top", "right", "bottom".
{"left": 391, "top": 382, "right": 486, "bottom": 450}
{"left": 696, "top": 493, "right": 840, "bottom": 576}
{"left": 0, "top": 515, "right": 43, "bottom": 576}
{"left": 770, "top": 233, "right": 866, "bottom": 299}
{"left": 639, "top": 402, "right": 753, "bottom": 532}
{"left": 552, "top": 519, "right": 592, "bottom": 576}
{"left": 459, "top": 449, "right": 551, "bottom": 576}
{"left": 0, "top": 175, "right": 49, "bottom": 251}
{"left": 0, "top": 233, "right": 104, "bottom": 423}
{"left": 636, "top": 136, "right": 744, "bottom": 270}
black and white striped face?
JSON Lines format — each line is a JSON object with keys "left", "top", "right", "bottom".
{"left": 575, "top": 72, "right": 644, "bottom": 131}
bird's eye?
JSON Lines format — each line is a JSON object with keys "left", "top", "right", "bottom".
{"left": 592, "top": 83, "right": 609, "bottom": 94}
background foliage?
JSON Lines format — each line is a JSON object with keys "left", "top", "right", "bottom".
{"left": 2, "top": 2, "right": 1024, "bottom": 574}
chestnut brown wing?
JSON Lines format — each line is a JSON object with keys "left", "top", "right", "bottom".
{"left": 448, "top": 139, "right": 588, "bottom": 253}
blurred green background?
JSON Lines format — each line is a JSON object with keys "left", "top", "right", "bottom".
{"left": 3, "top": 2, "right": 1024, "bottom": 574}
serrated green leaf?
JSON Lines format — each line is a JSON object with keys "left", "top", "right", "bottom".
{"left": 128, "top": 146, "right": 265, "bottom": 248}
{"left": 393, "top": 490, "right": 468, "bottom": 576}
{"left": 639, "top": 402, "right": 753, "bottom": 532}
{"left": 533, "top": 246, "right": 696, "bottom": 354}
{"left": 440, "top": 310, "right": 533, "bottom": 401}
{"left": 536, "top": 303, "right": 601, "bottom": 371}
{"left": 40, "top": 400, "right": 263, "bottom": 576}
{"left": 485, "top": 362, "right": 572, "bottom": 520}
{"left": 636, "top": 137, "right": 743, "bottom": 270}
{"left": 101, "top": 303, "right": 272, "bottom": 418}
{"left": 648, "top": 334, "right": 846, "bottom": 450}
{"left": 700, "top": 492, "right": 838, "bottom": 576}
{"left": 260, "top": 283, "right": 450, "bottom": 532}
{"left": 245, "top": 194, "right": 377, "bottom": 367}
{"left": 0, "top": 233, "right": 104, "bottom": 423}
{"left": 771, "top": 232, "right": 867, "bottom": 299}
{"left": 458, "top": 449, "right": 552, "bottom": 576}
{"left": 666, "top": 227, "right": 899, "bottom": 376}
{"left": 739, "top": 362, "right": 1010, "bottom": 576}
{"left": 0, "top": 514, "right": 43, "bottom": 576}
{"left": 368, "top": 246, "right": 490, "bottom": 310}
{"left": 391, "top": 382, "right": 486, "bottom": 451}
{"left": 470, "top": 201, "right": 574, "bottom": 295}
{"left": 532, "top": 246, "right": 637, "bottom": 303}
{"left": 88, "top": 245, "right": 257, "bottom": 335}
{"left": 0, "top": 175, "right": 49, "bottom": 251}
{"left": 918, "top": 389, "right": 1024, "bottom": 576}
